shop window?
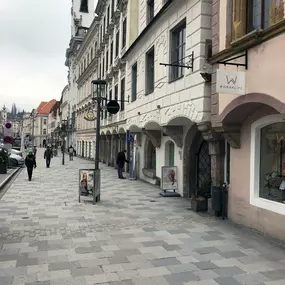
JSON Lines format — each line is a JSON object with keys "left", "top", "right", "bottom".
{"left": 165, "top": 141, "right": 175, "bottom": 167}
{"left": 145, "top": 139, "right": 156, "bottom": 170}
{"left": 259, "top": 122, "right": 285, "bottom": 203}
{"left": 250, "top": 116, "right": 285, "bottom": 215}
{"left": 230, "top": 0, "right": 284, "bottom": 42}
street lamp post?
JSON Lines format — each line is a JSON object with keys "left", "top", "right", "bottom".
{"left": 91, "top": 80, "right": 107, "bottom": 204}
{"left": 61, "top": 119, "right": 67, "bottom": 165}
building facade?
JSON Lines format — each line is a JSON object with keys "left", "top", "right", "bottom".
{"left": 75, "top": 16, "right": 100, "bottom": 159}
{"left": 209, "top": 0, "right": 285, "bottom": 240}
{"left": 34, "top": 100, "right": 57, "bottom": 147}
{"left": 65, "top": 0, "right": 95, "bottom": 156}
{"left": 96, "top": 0, "right": 213, "bottom": 196}
{"left": 47, "top": 101, "right": 60, "bottom": 146}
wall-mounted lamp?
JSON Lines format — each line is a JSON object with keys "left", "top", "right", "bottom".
{"left": 138, "top": 112, "right": 141, "bottom": 115}
{"left": 157, "top": 105, "right": 161, "bottom": 109}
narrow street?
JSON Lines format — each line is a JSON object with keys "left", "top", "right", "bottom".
{"left": 0, "top": 149, "right": 285, "bottom": 285}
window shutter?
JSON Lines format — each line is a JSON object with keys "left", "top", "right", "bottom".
{"left": 232, "top": 0, "right": 246, "bottom": 40}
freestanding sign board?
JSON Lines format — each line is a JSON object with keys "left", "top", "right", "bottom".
{"left": 161, "top": 166, "right": 178, "bottom": 191}
{"left": 78, "top": 169, "right": 95, "bottom": 203}
{"left": 160, "top": 166, "right": 180, "bottom": 197}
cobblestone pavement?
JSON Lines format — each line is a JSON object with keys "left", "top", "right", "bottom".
{"left": 1, "top": 149, "right": 285, "bottom": 285}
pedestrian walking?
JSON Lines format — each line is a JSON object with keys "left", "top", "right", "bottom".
{"left": 116, "top": 150, "right": 129, "bottom": 179}
{"left": 68, "top": 145, "right": 74, "bottom": 161}
{"left": 44, "top": 146, "right": 53, "bottom": 168}
{"left": 25, "top": 149, "right": 36, "bottom": 181}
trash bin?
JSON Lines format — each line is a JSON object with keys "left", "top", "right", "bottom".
{"left": 211, "top": 186, "right": 222, "bottom": 213}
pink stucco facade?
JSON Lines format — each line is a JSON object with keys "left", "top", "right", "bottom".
{"left": 212, "top": 1, "right": 285, "bottom": 241}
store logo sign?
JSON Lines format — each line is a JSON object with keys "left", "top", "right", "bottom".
{"left": 84, "top": 109, "right": 96, "bottom": 121}
{"left": 216, "top": 69, "right": 246, "bottom": 95}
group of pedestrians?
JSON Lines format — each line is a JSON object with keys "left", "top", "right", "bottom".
{"left": 25, "top": 145, "right": 129, "bottom": 181}
{"left": 24, "top": 145, "right": 75, "bottom": 181}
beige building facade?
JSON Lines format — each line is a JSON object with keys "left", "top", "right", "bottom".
{"left": 209, "top": 0, "right": 285, "bottom": 240}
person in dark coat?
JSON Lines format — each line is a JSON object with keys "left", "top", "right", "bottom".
{"left": 25, "top": 149, "right": 36, "bottom": 181}
{"left": 44, "top": 146, "right": 53, "bottom": 168}
{"left": 116, "top": 150, "right": 129, "bottom": 179}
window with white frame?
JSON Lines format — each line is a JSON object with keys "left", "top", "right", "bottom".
{"left": 120, "top": 77, "right": 125, "bottom": 111}
{"left": 115, "top": 30, "right": 120, "bottom": 58}
{"left": 250, "top": 115, "right": 285, "bottom": 215}
{"left": 170, "top": 19, "right": 186, "bottom": 81}
{"left": 145, "top": 47, "right": 155, "bottom": 95}
{"left": 110, "top": 41, "right": 114, "bottom": 65}
{"left": 122, "top": 18, "right": 127, "bottom": 49}
{"left": 131, "top": 63, "right": 137, "bottom": 102}
{"left": 147, "top": 0, "right": 154, "bottom": 24}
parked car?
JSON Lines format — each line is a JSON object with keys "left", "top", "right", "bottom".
{"left": 9, "top": 153, "right": 25, "bottom": 167}
{"left": 11, "top": 148, "right": 23, "bottom": 157}
{"left": 0, "top": 148, "right": 25, "bottom": 167}
{"left": 8, "top": 157, "right": 18, "bottom": 168}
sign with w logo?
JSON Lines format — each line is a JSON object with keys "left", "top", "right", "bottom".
{"left": 216, "top": 69, "right": 246, "bottom": 95}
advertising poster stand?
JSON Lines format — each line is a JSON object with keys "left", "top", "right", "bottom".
{"left": 160, "top": 166, "right": 181, "bottom": 197}
{"left": 79, "top": 169, "right": 98, "bottom": 204}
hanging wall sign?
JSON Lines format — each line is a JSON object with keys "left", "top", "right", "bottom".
{"left": 107, "top": 100, "right": 120, "bottom": 114}
{"left": 216, "top": 69, "right": 246, "bottom": 95}
{"left": 84, "top": 109, "right": 96, "bottom": 121}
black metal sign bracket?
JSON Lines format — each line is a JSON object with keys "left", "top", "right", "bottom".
{"left": 160, "top": 51, "right": 194, "bottom": 72}
{"left": 217, "top": 50, "right": 248, "bottom": 70}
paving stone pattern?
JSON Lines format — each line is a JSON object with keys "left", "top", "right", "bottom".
{"left": 0, "top": 149, "right": 285, "bottom": 285}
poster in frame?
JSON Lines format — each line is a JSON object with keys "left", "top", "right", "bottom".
{"left": 78, "top": 169, "right": 95, "bottom": 203}
{"left": 161, "top": 166, "right": 178, "bottom": 191}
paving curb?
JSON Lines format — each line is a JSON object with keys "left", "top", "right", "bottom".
{"left": 0, "top": 167, "right": 21, "bottom": 189}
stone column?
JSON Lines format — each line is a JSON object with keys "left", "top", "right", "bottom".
{"left": 101, "top": 136, "right": 106, "bottom": 164}
{"left": 106, "top": 135, "right": 112, "bottom": 166}
{"left": 113, "top": 134, "right": 119, "bottom": 169}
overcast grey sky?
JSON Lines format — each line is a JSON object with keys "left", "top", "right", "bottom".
{"left": 0, "top": 0, "right": 71, "bottom": 112}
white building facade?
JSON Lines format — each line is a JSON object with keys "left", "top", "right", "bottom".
{"left": 65, "top": 0, "right": 95, "bottom": 156}
{"left": 97, "top": 0, "right": 213, "bottom": 197}
{"left": 75, "top": 16, "right": 100, "bottom": 159}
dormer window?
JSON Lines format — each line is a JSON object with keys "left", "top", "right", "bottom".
{"left": 80, "top": 0, "right": 89, "bottom": 13}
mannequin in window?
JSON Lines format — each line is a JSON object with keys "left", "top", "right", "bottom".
{"left": 80, "top": 0, "right": 88, "bottom": 13}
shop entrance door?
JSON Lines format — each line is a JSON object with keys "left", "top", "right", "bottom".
{"left": 196, "top": 140, "right": 211, "bottom": 192}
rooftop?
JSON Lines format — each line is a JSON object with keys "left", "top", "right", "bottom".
{"left": 36, "top": 99, "right": 57, "bottom": 115}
